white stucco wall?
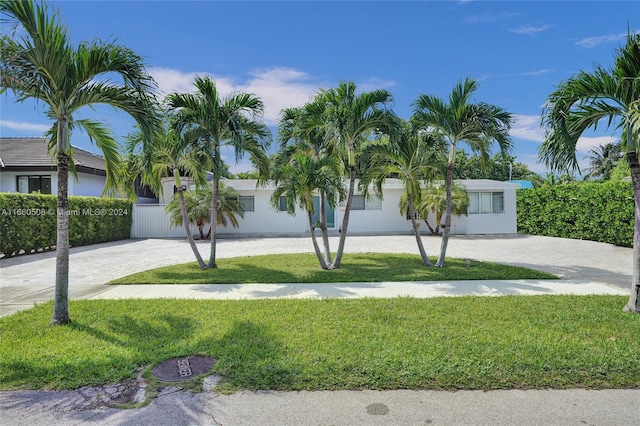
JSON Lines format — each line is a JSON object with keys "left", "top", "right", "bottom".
{"left": 220, "top": 178, "right": 518, "bottom": 236}
{"left": 0, "top": 170, "right": 106, "bottom": 196}
{"left": 136, "top": 178, "right": 519, "bottom": 238}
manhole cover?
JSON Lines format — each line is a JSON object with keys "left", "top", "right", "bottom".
{"left": 152, "top": 355, "right": 217, "bottom": 382}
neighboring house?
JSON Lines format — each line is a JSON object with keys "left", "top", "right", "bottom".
{"left": 132, "top": 177, "right": 518, "bottom": 238}
{"left": 0, "top": 137, "right": 158, "bottom": 202}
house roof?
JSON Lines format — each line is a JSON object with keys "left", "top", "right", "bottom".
{"left": 0, "top": 137, "right": 106, "bottom": 175}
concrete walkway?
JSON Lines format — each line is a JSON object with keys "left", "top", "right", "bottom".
{"left": 1, "top": 234, "right": 637, "bottom": 425}
{"left": 0, "top": 234, "right": 632, "bottom": 317}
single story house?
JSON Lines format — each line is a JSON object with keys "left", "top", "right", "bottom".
{"left": 0, "top": 137, "right": 157, "bottom": 202}
{"left": 133, "top": 177, "right": 519, "bottom": 238}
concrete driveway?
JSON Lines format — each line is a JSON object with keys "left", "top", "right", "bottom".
{"left": 0, "top": 234, "right": 632, "bottom": 317}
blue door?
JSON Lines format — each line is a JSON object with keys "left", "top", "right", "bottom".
{"left": 312, "top": 196, "right": 335, "bottom": 228}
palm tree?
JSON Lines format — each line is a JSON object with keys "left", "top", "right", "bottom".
{"left": 406, "top": 183, "right": 469, "bottom": 235}
{"left": 277, "top": 105, "right": 342, "bottom": 265}
{"left": 303, "top": 81, "right": 397, "bottom": 268}
{"left": 271, "top": 152, "right": 344, "bottom": 269}
{"left": 165, "top": 184, "right": 244, "bottom": 240}
{"left": 0, "top": 0, "right": 158, "bottom": 324}
{"left": 540, "top": 33, "right": 640, "bottom": 313}
{"left": 585, "top": 141, "right": 622, "bottom": 180}
{"left": 123, "top": 119, "right": 209, "bottom": 268}
{"left": 412, "top": 77, "right": 513, "bottom": 267}
{"left": 167, "top": 76, "right": 271, "bottom": 268}
{"left": 362, "top": 122, "right": 442, "bottom": 266}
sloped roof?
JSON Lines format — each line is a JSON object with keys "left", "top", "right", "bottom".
{"left": 0, "top": 137, "right": 106, "bottom": 174}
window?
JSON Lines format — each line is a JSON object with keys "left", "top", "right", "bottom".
{"left": 239, "top": 196, "right": 254, "bottom": 212}
{"left": 17, "top": 175, "right": 52, "bottom": 194}
{"left": 468, "top": 191, "right": 504, "bottom": 214}
{"left": 351, "top": 195, "right": 381, "bottom": 211}
{"left": 278, "top": 196, "right": 288, "bottom": 212}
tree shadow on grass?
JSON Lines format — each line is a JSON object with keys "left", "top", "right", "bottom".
{"left": 211, "top": 319, "right": 300, "bottom": 390}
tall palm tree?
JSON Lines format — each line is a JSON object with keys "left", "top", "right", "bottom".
{"left": 167, "top": 76, "right": 270, "bottom": 268}
{"left": 585, "top": 141, "right": 622, "bottom": 180}
{"left": 165, "top": 184, "right": 244, "bottom": 240}
{"left": 413, "top": 78, "right": 513, "bottom": 267}
{"left": 303, "top": 81, "right": 397, "bottom": 268}
{"left": 277, "top": 105, "right": 342, "bottom": 264}
{"left": 406, "top": 183, "right": 469, "bottom": 235}
{"left": 271, "top": 152, "right": 344, "bottom": 269}
{"left": 0, "top": 0, "right": 158, "bottom": 324}
{"left": 540, "top": 33, "right": 640, "bottom": 313}
{"left": 362, "top": 122, "right": 442, "bottom": 266}
{"left": 123, "top": 120, "right": 209, "bottom": 268}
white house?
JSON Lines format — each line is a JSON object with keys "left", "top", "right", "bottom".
{"left": 0, "top": 137, "right": 158, "bottom": 202}
{"left": 134, "top": 177, "right": 518, "bottom": 238}
{"left": 1, "top": 137, "right": 107, "bottom": 196}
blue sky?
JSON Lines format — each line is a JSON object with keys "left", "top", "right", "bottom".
{"left": 1, "top": 0, "right": 639, "bottom": 175}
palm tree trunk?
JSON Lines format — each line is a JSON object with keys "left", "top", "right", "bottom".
{"left": 408, "top": 194, "right": 432, "bottom": 267}
{"left": 423, "top": 219, "right": 438, "bottom": 235}
{"left": 51, "top": 151, "right": 71, "bottom": 325}
{"left": 624, "top": 150, "right": 640, "bottom": 313}
{"left": 331, "top": 167, "right": 355, "bottom": 269}
{"left": 308, "top": 211, "right": 329, "bottom": 269}
{"left": 319, "top": 190, "right": 332, "bottom": 264}
{"left": 177, "top": 187, "right": 206, "bottom": 268}
{"left": 436, "top": 157, "right": 455, "bottom": 267}
{"left": 208, "top": 177, "right": 219, "bottom": 268}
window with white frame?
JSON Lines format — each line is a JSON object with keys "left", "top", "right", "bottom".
{"left": 239, "top": 196, "right": 254, "bottom": 212}
{"left": 467, "top": 191, "right": 504, "bottom": 214}
{"left": 351, "top": 195, "right": 382, "bottom": 210}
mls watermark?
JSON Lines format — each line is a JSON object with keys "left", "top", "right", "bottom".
{"left": 1, "top": 208, "right": 129, "bottom": 217}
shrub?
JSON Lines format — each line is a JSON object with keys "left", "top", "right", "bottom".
{"left": 0, "top": 193, "right": 132, "bottom": 257}
{"left": 517, "top": 181, "right": 634, "bottom": 247}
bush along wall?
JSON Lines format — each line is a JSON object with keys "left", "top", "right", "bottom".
{"left": 0, "top": 193, "right": 132, "bottom": 257}
{"left": 517, "top": 181, "right": 634, "bottom": 248}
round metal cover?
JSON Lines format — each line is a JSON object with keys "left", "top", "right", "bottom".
{"left": 152, "top": 355, "right": 217, "bottom": 382}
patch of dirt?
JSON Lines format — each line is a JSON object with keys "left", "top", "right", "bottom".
{"left": 76, "top": 375, "right": 147, "bottom": 409}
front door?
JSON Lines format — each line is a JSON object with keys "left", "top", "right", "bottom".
{"left": 312, "top": 196, "right": 335, "bottom": 228}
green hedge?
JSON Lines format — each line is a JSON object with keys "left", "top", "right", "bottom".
{"left": 517, "top": 181, "right": 634, "bottom": 247}
{"left": 0, "top": 193, "right": 132, "bottom": 257}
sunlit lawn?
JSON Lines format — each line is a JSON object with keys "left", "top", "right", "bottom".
{"left": 110, "top": 253, "right": 557, "bottom": 284}
{"left": 2, "top": 296, "right": 639, "bottom": 392}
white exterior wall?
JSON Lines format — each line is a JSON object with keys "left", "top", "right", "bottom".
{"left": 131, "top": 204, "right": 200, "bottom": 238}
{"left": 454, "top": 180, "right": 519, "bottom": 234}
{"left": 0, "top": 170, "right": 106, "bottom": 196}
{"left": 218, "top": 181, "right": 309, "bottom": 236}
{"left": 130, "top": 178, "right": 519, "bottom": 238}
{"left": 71, "top": 173, "right": 105, "bottom": 197}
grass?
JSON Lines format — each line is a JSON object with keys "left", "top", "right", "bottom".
{"left": 1, "top": 296, "right": 639, "bottom": 392}
{"left": 109, "top": 253, "right": 557, "bottom": 284}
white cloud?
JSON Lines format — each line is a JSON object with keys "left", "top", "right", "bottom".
{"left": 0, "top": 120, "right": 50, "bottom": 133}
{"left": 149, "top": 67, "right": 322, "bottom": 125}
{"left": 509, "top": 24, "right": 551, "bottom": 35}
{"left": 244, "top": 68, "right": 322, "bottom": 124}
{"left": 357, "top": 77, "right": 397, "bottom": 93}
{"left": 575, "top": 136, "right": 616, "bottom": 153}
{"left": 464, "top": 12, "right": 517, "bottom": 24}
{"left": 510, "top": 114, "right": 545, "bottom": 143}
{"left": 520, "top": 69, "right": 551, "bottom": 76}
{"left": 575, "top": 33, "right": 627, "bottom": 48}
{"left": 149, "top": 67, "right": 236, "bottom": 98}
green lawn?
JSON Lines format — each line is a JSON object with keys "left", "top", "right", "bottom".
{"left": 110, "top": 253, "right": 557, "bottom": 284}
{"left": 2, "top": 296, "right": 639, "bottom": 392}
